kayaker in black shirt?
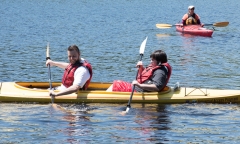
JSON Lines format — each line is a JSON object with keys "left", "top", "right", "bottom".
{"left": 107, "top": 50, "right": 172, "bottom": 92}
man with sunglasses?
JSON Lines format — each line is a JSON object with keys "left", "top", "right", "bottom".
{"left": 182, "top": 5, "right": 203, "bottom": 26}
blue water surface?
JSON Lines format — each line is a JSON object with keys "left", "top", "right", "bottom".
{"left": 0, "top": 0, "right": 240, "bottom": 143}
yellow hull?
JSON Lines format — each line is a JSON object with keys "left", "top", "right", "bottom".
{"left": 0, "top": 82, "right": 240, "bottom": 104}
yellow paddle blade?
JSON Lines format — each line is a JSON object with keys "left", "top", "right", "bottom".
{"left": 213, "top": 21, "right": 229, "bottom": 27}
{"left": 156, "top": 24, "right": 173, "bottom": 29}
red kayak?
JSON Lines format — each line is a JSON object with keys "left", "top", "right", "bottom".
{"left": 176, "top": 24, "right": 213, "bottom": 37}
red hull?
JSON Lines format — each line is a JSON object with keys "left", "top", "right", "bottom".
{"left": 176, "top": 25, "right": 213, "bottom": 37}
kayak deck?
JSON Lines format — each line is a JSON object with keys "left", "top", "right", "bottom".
{"left": 0, "top": 82, "right": 240, "bottom": 104}
{"left": 176, "top": 24, "right": 213, "bottom": 37}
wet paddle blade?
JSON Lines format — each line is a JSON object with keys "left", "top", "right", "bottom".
{"left": 120, "top": 108, "right": 129, "bottom": 115}
{"left": 139, "top": 37, "right": 147, "bottom": 54}
{"left": 125, "top": 107, "right": 130, "bottom": 113}
{"left": 51, "top": 104, "right": 76, "bottom": 114}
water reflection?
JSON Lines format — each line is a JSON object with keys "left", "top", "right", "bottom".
{"left": 50, "top": 103, "right": 96, "bottom": 143}
{"left": 1, "top": 0, "right": 240, "bottom": 142}
{"left": 155, "top": 33, "right": 172, "bottom": 37}
{"left": 131, "top": 104, "right": 171, "bottom": 142}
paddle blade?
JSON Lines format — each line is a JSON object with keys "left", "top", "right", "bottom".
{"left": 139, "top": 37, "right": 147, "bottom": 54}
{"left": 46, "top": 42, "right": 50, "bottom": 58}
{"left": 156, "top": 24, "right": 173, "bottom": 29}
{"left": 119, "top": 107, "right": 129, "bottom": 115}
{"left": 213, "top": 21, "right": 229, "bottom": 27}
{"left": 51, "top": 104, "right": 76, "bottom": 114}
{"left": 125, "top": 107, "right": 130, "bottom": 113}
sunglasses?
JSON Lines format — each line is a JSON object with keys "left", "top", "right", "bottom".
{"left": 189, "top": 8, "right": 194, "bottom": 10}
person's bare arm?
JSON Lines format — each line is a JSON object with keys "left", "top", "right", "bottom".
{"left": 46, "top": 59, "right": 69, "bottom": 69}
{"left": 50, "top": 84, "right": 80, "bottom": 97}
{"left": 132, "top": 80, "right": 159, "bottom": 92}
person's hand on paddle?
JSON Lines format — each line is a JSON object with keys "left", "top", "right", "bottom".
{"left": 46, "top": 59, "right": 53, "bottom": 66}
{"left": 136, "top": 61, "right": 144, "bottom": 72}
{"left": 49, "top": 89, "right": 57, "bottom": 97}
{"left": 123, "top": 37, "right": 147, "bottom": 114}
{"left": 132, "top": 80, "right": 140, "bottom": 86}
{"left": 133, "top": 61, "right": 144, "bottom": 88}
{"left": 136, "top": 61, "right": 143, "bottom": 66}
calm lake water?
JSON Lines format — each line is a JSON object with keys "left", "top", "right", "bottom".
{"left": 1, "top": 0, "right": 240, "bottom": 143}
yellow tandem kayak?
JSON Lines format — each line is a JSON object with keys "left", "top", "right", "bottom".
{"left": 0, "top": 82, "right": 239, "bottom": 104}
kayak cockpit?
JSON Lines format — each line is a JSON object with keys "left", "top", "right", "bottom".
{"left": 14, "top": 82, "right": 112, "bottom": 91}
{"left": 14, "top": 82, "right": 61, "bottom": 90}
{"left": 13, "top": 82, "right": 172, "bottom": 94}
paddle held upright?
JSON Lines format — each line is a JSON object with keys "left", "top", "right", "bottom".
{"left": 46, "top": 43, "right": 54, "bottom": 103}
{"left": 125, "top": 37, "right": 148, "bottom": 113}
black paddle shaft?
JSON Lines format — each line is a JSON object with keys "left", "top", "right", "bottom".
{"left": 48, "top": 65, "right": 52, "bottom": 90}
{"left": 46, "top": 57, "right": 54, "bottom": 103}
{"left": 46, "top": 57, "right": 52, "bottom": 90}
{"left": 126, "top": 54, "right": 144, "bottom": 108}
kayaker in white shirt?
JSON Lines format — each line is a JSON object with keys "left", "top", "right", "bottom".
{"left": 46, "top": 45, "right": 92, "bottom": 97}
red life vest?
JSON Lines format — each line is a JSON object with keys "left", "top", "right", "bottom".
{"left": 137, "top": 63, "right": 172, "bottom": 91}
{"left": 62, "top": 60, "right": 93, "bottom": 90}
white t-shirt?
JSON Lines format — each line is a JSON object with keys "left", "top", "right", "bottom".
{"left": 59, "top": 58, "right": 90, "bottom": 90}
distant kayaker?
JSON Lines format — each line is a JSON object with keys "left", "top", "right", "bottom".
{"left": 107, "top": 50, "right": 172, "bottom": 92}
{"left": 46, "top": 45, "right": 93, "bottom": 97}
{"left": 182, "top": 5, "right": 204, "bottom": 26}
